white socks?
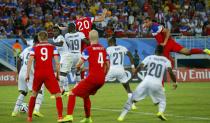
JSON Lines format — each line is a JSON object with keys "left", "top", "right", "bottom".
{"left": 60, "top": 75, "right": 69, "bottom": 92}
{"left": 13, "top": 94, "right": 25, "bottom": 112}
{"left": 34, "top": 93, "right": 44, "bottom": 112}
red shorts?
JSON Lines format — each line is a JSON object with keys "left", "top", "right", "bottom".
{"left": 163, "top": 39, "right": 184, "bottom": 58}
{"left": 33, "top": 73, "right": 60, "bottom": 94}
{"left": 72, "top": 76, "right": 104, "bottom": 98}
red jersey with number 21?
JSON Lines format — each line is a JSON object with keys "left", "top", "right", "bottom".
{"left": 76, "top": 17, "right": 94, "bottom": 39}
{"left": 30, "top": 42, "right": 59, "bottom": 73}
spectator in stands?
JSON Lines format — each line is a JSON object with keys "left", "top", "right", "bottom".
{"left": 0, "top": 29, "right": 7, "bottom": 39}
{"left": 155, "top": 9, "right": 165, "bottom": 24}
{"left": 203, "top": 16, "right": 210, "bottom": 36}
{"left": 195, "top": 22, "right": 203, "bottom": 36}
{"left": 12, "top": 40, "right": 22, "bottom": 66}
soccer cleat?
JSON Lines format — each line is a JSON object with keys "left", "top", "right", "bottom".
{"left": 57, "top": 117, "right": 65, "bottom": 123}
{"left": 80, "top": 117, "right": 93, "bottom": 123}
{"left": 131, "top": 103, "right": 137, "bottom": 110}
{"left": 11, "top": 111, "right": 18, "bottom": 117}
{"left": 204, "top": 49, "right": 210, "bottom": 55}
{"left": 117, "top": 116, "right": 124, "bottom": 122}
{"left": 60, "top": 115, "right": 73, "bottom": 122}
{"left": 33, "top": 111, "right": 44, "bottom": 117}
{"left": 27, "top": 117, "right": 32, "bottom": 122}
{"left": 50, "top": 95, "right": 55, "bottom": 99}
{"left": 157, "top": 112, "right": 167, "bottom": 121}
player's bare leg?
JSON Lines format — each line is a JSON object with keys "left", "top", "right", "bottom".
{"left": 27, "top": 91, "right": 38, "bottom": 122}
{"left": 33, "top": 90, "right": 44, "bottom": 117}
{"left": 122, "top": 83, "right": 137, "bottom": 110}
{"left": 12, "top": 91, "right": 27, "bottom": 117}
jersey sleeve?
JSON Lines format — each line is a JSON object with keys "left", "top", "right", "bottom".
{"left": 27, "top": 40, "right": 34, "bottom": 46}
{"left": 19, "top": 50, "right": 25, "bottom": 59}
{"left": 30, "top": 47, "right": 35, "bottom": 56}
{"left": 81, "top": 48, "right": 89, "bottom": 61}
{"left": 151, "top": 24, "right": 164, "bottom": 36}
{"left": 90, "top": 17, "right": 95, "bottom": 23}
{"left": 79, "top": 32, "right": 86, "bottom": 39}
{"left": 141, "top": 56, "right": 150, "bottom": 66}
{"left": 53, "top": 47, "right": 59, "bottom": 56}
{"left": 122, "top": 46, "right": 128, "bottom": 54}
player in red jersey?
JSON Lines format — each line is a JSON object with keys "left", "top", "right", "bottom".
{"left": 143, "top": 17, "right": 210, "bottom": 87}
{"left": 76, "top": 9, "right": 107, "bottom": 79}
{"left": 61, "top": 30, "right": 110, "bottom": 123}
{"left": 144, "top": 17, "right": 210, "bottom": 67}
{"left": 25, "top": 31, "right": 64, "bottom": 122}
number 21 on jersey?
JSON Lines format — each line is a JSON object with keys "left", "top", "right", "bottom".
{"left": 98, "top": 52, "right": 104, "bottom": 67}
{"left": 40, "top": 48, "right": 48, "bottom": 61}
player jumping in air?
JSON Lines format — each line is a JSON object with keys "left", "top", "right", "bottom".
{"left": 25, "top": 31, "right": 64, "bottom": 122}
{"left": 143, "top": 17, "right": 210, "bottom": 67}
{"left": 61, "top": 30, "right": 110, "bottom": 123}
{"left": 105, "top": 36, "right": 137, "bottom": 110}
{"left": 118, "top": 45, "right": 177, "bottom": 121}
{"left": 12, "top": 35, "right": 44, "bottom": 117}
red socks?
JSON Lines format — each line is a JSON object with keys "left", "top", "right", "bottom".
{"left": 190, "top": 48, "right": 204, "bottom": 54}
{"left": 56, "top": 97, "right": 63, "bottom": 118}
{"left": 28, "top": 96, "right": 36, "bottom": 117}
{"left": 83, "top": 97, "right": 91, "bottom": 118}
{"left": 67, "top": 95, "right": 76, "bottom": 115}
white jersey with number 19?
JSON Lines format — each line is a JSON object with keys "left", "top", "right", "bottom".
{"left": 65, "top": 32, "right": 85, "bottom": 53}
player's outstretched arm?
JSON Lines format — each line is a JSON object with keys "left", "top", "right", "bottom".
{"left": 94, "top": 8, "right": 107, "bottom": 22}
{"left": 76, "top": 58, "right": 85, "bottom": 72}
{"left": 167, "top": 67, "right": 177, "bottom": 89}
{"left": 82, "top": 38, "right": 90, "bottom": 45}
{"left": 25, "top": 56, "right": 34, "bottom": 82}
{"left": 104, "top": 61, "right": 110, "bottom": 75}
{"left": 161, "top": 28, "right": 170, "bottom": 46}
{"left": 52, "top": 41, "right": 64, "bottom": 47}
{"left": 134, "top": 63, "right": 144, "bottom": 75}
{"left": 54, "top": 55, "right": 60, "bottom": 80}
{"left": 18, "top": 31, "right": 28, "bottom": 45}
{"left": 16, "top": 57, "right": 22, "bottom": 74}
{"left": 127, "top": 51, "right": 135, "bottom": 73}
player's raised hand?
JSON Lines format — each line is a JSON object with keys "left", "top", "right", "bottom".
{"left": 25, "top": 74, "right": 30, "bottom": 82}
{"left": 173, "top": 82, "right": 178, "bottom": 90}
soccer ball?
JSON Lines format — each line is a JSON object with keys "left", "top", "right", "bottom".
{"left": 19, "top": 103, "right": 28, "bottom": 113}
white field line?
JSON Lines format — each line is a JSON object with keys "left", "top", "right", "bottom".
{"left": 1, "top": 101, "right": 210, "bottom": 121}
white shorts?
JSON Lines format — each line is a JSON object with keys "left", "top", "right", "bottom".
{"left": 18, "top": 69, "right": 44, "bottom": 92}
{"left": 132, "top": 81, "right": 165, "bottom": 104}
{"left": 60, "top": 53, "right": 73, "bottom": 73}
{"left": 105, "top": 67, "right": 129, "bottom": 83}
{"left": 70, "top": 53, "right": 81, "bottom": 69}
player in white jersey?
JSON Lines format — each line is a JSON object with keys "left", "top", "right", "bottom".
{"left": 64, "top": 23, "right": 88, "bottom": 82}
{"left": 117, "top": 45, "right": 177, "bottom": 121}
{"left": 52, "top": 26, "right": 70, "bottom": 96}
{"left": 105, "top": 37, "right": 137, "bottom": 109}
{"left": 12, "top": 35, "right": 44, "bottom": 117}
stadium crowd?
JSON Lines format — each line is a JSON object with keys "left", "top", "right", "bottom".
{"left": 0, "top": 0, "right": 209, "bottom": 39}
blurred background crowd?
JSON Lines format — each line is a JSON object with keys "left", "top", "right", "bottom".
{"left": 0, "top": 0, "right": 210, "bottom": 39}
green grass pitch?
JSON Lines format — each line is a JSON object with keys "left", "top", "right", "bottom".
{"left": 0, "top": 83, "right": 210, "bottom": 123}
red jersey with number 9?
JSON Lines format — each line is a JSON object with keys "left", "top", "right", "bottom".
{"left": 76, "top": 17, "right": 94, "bottom": 39}
{"left": 81, "top": 44, "right": 109, "bottom": 82}
{"left": 30, "top": 42, "right": 59, "bottom": 73}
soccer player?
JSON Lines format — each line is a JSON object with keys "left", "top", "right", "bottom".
{"left": 64, "top": 22, "right": 89, "bottom": 82}
{"left": 143, "top": 17, "right": 210, "bottom": 67}
{"left": 76, "top": 8, "right": 107, "bottom": 79}
{"left": 52, "top": 26, "right": 70, "bottom": 96}
{"left": 61, "top": 30, "right": 110, "bottom": 123}
{"left": 105, "top": 36, "right": 137, "bottom": 110}
{"left": 117, "top": 45, "right": 177, "bottom": 121}
{"left": 25, "top": 31, "right": 64, "bottom": 122}
{"left": 11, "top": 35, "right": 44, "bottom": 117}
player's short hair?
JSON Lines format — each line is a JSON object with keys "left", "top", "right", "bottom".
{"left": 53, "top": 26, "right": 61, "bottom": 34}
{"left": 108, "top": 36, "right": 116, "bottom": 44}
{"left": 38, "top": 31, "right": 48, "bottom": 42}
{"left": 89, "top": 30, "right": 99, "bottom": 42}
{"left": 33, "top": 35, "right": 39, "bottom": 44}
{"left": 155, "top": 45, "right": 164, "bottom": 54}
{"left": 68, "top": 22, "right": 76, "bottom": 30}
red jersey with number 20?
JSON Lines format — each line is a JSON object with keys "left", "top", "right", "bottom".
{"left": 30, "top": 42, "right": 59, "bottom": 73}
{"left": 81, "top": 44, "right": 109, "bottom": 82}
{"left": 76, "top": 17, "right": 94, "bottom": 39}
